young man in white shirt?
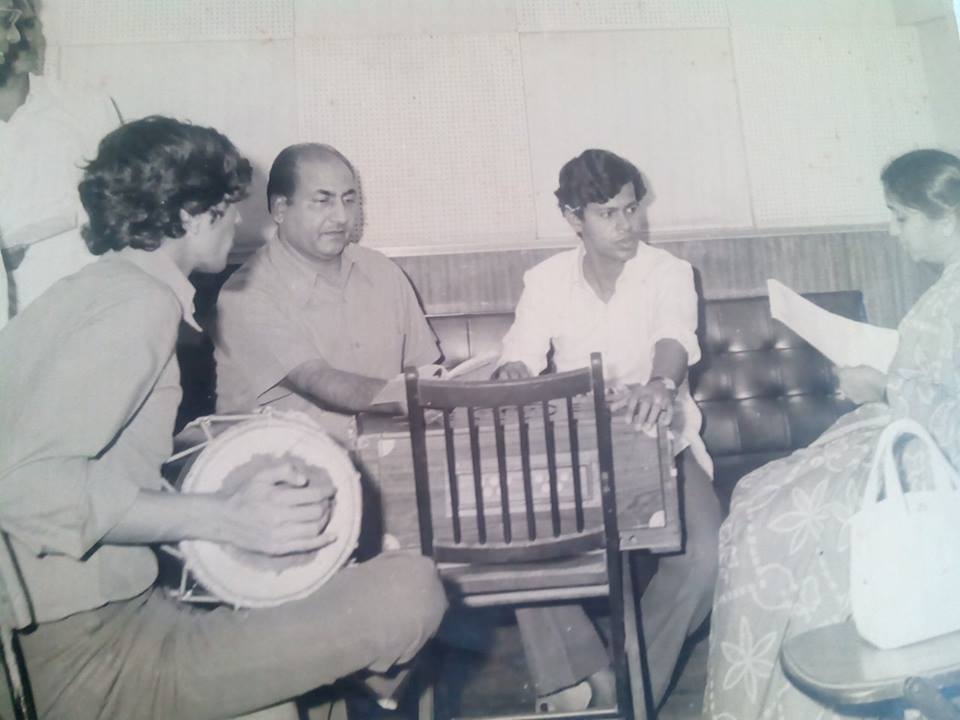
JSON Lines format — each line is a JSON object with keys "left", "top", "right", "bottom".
{"left": 496, "top": 149, "right": 721, "bottom": 715}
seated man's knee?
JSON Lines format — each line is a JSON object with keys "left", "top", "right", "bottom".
{"left": 373, "top": 554, "right": 448, "bottom": 637}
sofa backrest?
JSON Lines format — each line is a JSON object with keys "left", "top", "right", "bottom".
{"left": 692, "top": 291, "right": 863, "bottom": 506}
{"left": 177, "top": 280, "right": 865, "bottom": 509}
{"left": 426, "top": 290, "right": 865, "bottom": 508}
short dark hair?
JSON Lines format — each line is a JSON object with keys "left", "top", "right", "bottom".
{"left": 78, "top": 116, "right": 251, "bottom": 255}
{"left": 555, "top": 149, "right": 647, "bottom": 218}
{"left": 266, "top": 143, "right": 356, "bottom": 213}
{"left": 881, "top": 149, "right": 960, "bottom": 220}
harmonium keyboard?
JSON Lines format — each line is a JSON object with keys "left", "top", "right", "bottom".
{"left": 353, "top": 399, "right": 681, "bottom": 554}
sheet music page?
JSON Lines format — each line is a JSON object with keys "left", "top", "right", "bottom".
{"left": 444, "top": 352, "right": 500, "bottom": 381}
{"left": 766, "top": 279, "right": 899, "bottom": 373}
{"left": 369, "top": 364, "right": 447, "bottom": 408}
{"left": 369, "top": 355, "right": 501, "bottom": 408}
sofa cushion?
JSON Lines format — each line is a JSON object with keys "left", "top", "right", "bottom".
{"left": 692, "top": 292, "right": 864, "bottom": 506}
{"left": 431, "top": 313, "right": 515, "bottom": 367}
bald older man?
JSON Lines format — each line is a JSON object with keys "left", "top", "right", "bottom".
{"left": 215, "top": 143, "right": 440, "bottom": 441}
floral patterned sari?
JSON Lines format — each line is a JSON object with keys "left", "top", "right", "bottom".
{"left": 705, "top": 262, "right": 960, "bottom": 719}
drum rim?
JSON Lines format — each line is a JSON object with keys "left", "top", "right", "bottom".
{"left": 179, "top": 412, "right": 362, "bottom": 608}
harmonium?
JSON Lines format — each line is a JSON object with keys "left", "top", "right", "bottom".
{"left": 353, "top": 399, "right": 681, "bottom": 555}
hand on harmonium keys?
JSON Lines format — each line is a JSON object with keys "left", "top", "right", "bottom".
{"left": 218, "top": 456, "right": 339, "bottom": 557}
{"left": 607, "top": 380, "right": 677, "bottom": 436}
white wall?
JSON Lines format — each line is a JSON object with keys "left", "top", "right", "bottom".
{"left": 39, "top": 0, "right": 958, "bottom": 255}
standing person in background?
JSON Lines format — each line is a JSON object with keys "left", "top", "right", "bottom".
{"left": 0, "top": 0, "right": 121, "bottom": 328}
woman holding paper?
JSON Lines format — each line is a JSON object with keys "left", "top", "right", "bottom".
{"left": 705, "top": 149, "right": 960, "bottom": 719}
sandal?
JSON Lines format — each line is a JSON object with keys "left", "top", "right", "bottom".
{"left": 536, "top": 679, "right": 592, "bottom": 713}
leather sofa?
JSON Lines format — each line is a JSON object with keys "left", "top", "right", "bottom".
{"left": 177, "top": 285, "right": 865, "bottom": 510}
{"left": 423, "top": 290, "right": 864, "bottom": 509}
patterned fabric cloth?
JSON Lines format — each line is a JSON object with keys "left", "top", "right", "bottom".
{"left": 705, "top": 261, "right": 960, "bottom": 719}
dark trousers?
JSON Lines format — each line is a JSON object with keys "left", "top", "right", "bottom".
{"left": 517, "top": 450, "right": 721, "bottom": 711}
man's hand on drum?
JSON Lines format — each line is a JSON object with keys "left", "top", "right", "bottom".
{"left": 494, "top": 361, "right": 532, "bottom": 380}
{"left": 219, "top": 462, "right": 338, "bottom": 556}
{"left": 608, "top": 379, "right": 677, "bottom": 434}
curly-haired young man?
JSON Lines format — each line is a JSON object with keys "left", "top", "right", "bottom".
{"left": 0, "top": 116, "right": 446, "bottom": 720}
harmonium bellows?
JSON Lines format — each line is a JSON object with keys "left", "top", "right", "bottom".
{"left": 354, "top": 399, "right": 681, "bottom": 554}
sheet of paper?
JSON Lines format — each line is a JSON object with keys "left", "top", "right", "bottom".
{"left": 445, "top": 352, "right": 500, "bottom": 381}
{"left": 369, "top": 364, "right": 446, "bottom": 408}
{"left": 767, "top": 279, "right": 899, "bottom": 373}
{"left": 369, "top": 355, "right": 502, "bottom": 409}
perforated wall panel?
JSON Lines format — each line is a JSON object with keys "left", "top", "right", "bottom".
{"left": 517, "top": 0, "right": 729, "bottom": 31}
{"left": 295, "top": 33, "right": 536, "bottom": 250}
{"left": 43, "top": 0, "right": 293, "bottom": 45}
{"left": 521, "top": 30, "right": 753, "bottom": 238}
{"left": 734, "top": 27, "right": 936, "bottom": 227}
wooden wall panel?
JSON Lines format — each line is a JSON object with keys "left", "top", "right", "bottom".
{"left": 393, "top": 229, "right": 939, "bottom": 328}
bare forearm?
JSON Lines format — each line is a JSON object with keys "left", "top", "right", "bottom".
{"left": 650, "top": 338, "right": 688, "bottom": 385}
{"left": 104, "top": 489, "right": 228, "bottom": 545}
{"left": 285, "top": 359, "right": 388, "bottom": 413}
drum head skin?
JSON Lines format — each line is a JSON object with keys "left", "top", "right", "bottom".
{"left": 179, "top": 412, "right": 362, "bottom": 608}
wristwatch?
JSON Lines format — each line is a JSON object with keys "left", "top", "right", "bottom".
{"left": 650, "top": 376, "right": 678, "bottom": 392}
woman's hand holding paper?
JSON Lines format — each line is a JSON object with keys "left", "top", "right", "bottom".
{"left": 836, "top": 365, "right": 887, "bottom": 405}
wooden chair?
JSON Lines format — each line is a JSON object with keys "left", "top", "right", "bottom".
{"left": 404, "top": 353, "right": 647, "bottom": 720}
{"left": 0, "top": 531, "right": 37, "bottom": 720}
{"left": 781, "top": 618, "right": 960, "bottom": 719}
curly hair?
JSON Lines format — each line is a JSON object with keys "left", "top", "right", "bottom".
{"left": 881, "top": 149, "right": 960, "bottom": 220}
{"left": 555, "top": 149, "right": 647, "bottom": 218}
{"left": 79, "top": 116, "right": 252, "bottom": 255}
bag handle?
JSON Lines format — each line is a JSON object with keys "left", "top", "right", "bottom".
{"left": 860, "top": 418, "right": 960, "bottom": 508}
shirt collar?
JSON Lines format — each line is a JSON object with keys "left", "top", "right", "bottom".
{"left": 266, "top": 234, "right": 370, "bottom": 304}
{"left": 573, "top": 240, "right": 654, "bottom": 293}
{"left": 116, "top": 247, "right": 201, "bottom": 331}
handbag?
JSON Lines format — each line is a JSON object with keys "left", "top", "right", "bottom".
{"left": 850, "top": 417, "right": 960, "bottom": 649}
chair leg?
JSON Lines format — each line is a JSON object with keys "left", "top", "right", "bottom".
{"left": 903, "top": 677, "right": 960, "bottom": 720}
{"left": 623, "top": 553, "right": 655, "bottom": 720}
{"left": 1, "top": 627, "right": 36, "bottom": 720}
{"left": 418, "top": 681, "right": 435, "bottom": 720}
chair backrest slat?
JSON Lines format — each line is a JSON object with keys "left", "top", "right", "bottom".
{"left": 466, "top": 407, "right": 487, "bottom": 544}
{"left": 492, "top": 407, "right": 512, "bottom": 543}
{"left": 517, "top": 404, "right": 537, "bottom": 541}
{"left": 566, "top": 396, "right": 585, "bottom": 533}
{"left": 441, "top": 409, "right": 462, "bottom": 544}
{"left": 404, "top": 353, "right": 618, "bottom": 564}
{"left": 541, "top": 399, "right": 562, "bottom": 537}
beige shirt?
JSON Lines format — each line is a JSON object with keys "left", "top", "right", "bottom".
{"left": 215, "top": 239, "right": 439, "bottom": 441}
{"left": 0, "top": 248, "right": 198, "bottom": 622}
{"left": 499, "top": 244, "right": 712, "bottom": 476}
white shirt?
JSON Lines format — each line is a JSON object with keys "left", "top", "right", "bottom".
{"left": 499, "top": 243, "right": 712, "bottom": 476}
{"left": 0, "top": 75, "right": 119, "bottom": 321}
